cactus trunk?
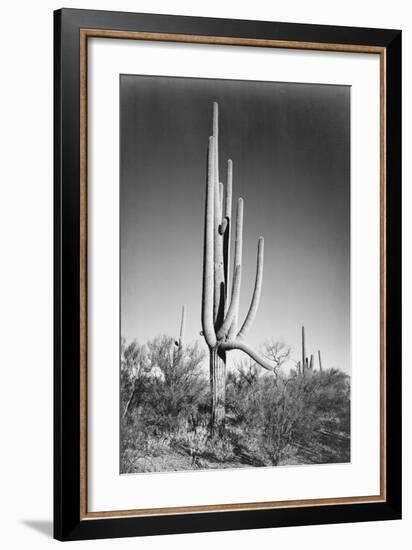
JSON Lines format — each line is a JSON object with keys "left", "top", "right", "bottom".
{"left": 210, "top": 348, "right": 226, "bottom": 429}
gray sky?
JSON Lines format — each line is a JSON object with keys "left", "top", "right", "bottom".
{"left": 120, "top": 75, "right": 350, "bottom": 372}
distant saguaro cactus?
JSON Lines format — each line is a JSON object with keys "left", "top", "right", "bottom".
{"left": 172, "top": 305, "right": 186, "bottom": 368}
{"left": 296, "top": 326, "right": 319, "bottom": 376}
{"left": 175, "top": 305, "right": 185, "bottom": 350}
{"left": 201, "top": 102, "right": 277, "bottom": 429}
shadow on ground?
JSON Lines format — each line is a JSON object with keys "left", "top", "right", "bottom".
{"left": 22, "top": 520, "right": 53, "bottom": 538}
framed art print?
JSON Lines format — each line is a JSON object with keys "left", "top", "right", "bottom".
{"left": 54, "top": 8, "right": 402, "bottom": 541}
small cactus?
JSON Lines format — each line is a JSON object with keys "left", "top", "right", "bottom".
{"left": 298, "top": 326, "right": 321, "bottom": 376}
{"left": 173, "top": 306, "right": 185, "bottom": 364}
{"left": 178, "top": 305, "right": 185, "bottom": 348}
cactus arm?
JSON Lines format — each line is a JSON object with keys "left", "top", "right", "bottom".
{"left": 220, "top": 159, "right": 232, "bottom": 235}
{"left": 225, "top": 160, "right": 233, "bottom": 222}
{"left": 213, "top": 177, "right": 225, "bottom": 326}
{"left": 309, "top": 354, "right": 314, "bottom": 370}
{"left": 201, "top": 136, "right": 217, "bottom": 348}
{"left": 228, "top": 198, "right": 243, "bottom": 340}
{"left": 216, "top": 264, "right": 241, "bottom": 339}
{"left": 222, "top": 159, "right": 232, "bottom": 310}
{"left": 212, "top": 104, "right": 225, "bottom": 326}
{"left": 213, "top": 102, "right": 219, "bottom": 184}
{"left": 219, "top": 182, "right": 224, "bottom": 224}
{"left": 220, "top": 234, "right": 273, "bottom": 372}
{"left": 237, "top": 236, "right": 264, "bottom": 340}
{"left": 221, "top": 339, "right": 277, "bottom": 372}
{"left": 318, "top": 350, "right": 323, "bottom": 371}
{"left": 233, "top": 198, "right": 244, "bottom": 266}
{"left": 228, "top": 315, "right": 238, "bottom": 341}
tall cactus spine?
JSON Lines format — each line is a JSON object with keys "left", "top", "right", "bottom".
{"left": 201, "top": 102, "right": 277, "bottom": 430}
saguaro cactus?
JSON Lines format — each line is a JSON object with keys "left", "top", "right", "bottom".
{"left": 297, "top": 326, "right": 318, "bottom": 376}
{"left": 301, "top": 325, "right": 306, "bottom": 375}
{"left": 172, "top": 305, "right": 186, "bottom": 368}
{"left": 201, "top": 102, "right": 277, "bottom": 429}
{"left": 175, "top": 305, "right": 185, "bottom": 349}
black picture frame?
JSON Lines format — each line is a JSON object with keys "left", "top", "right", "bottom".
{"left": 54, "top": 8, "right": 402, "bottom": 541}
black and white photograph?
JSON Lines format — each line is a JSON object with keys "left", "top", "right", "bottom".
{"left": 119, "top": 74, "right": 351, "bottom": 474}
{"left": 1, "top": 0, "right": 405, "bottom": 545}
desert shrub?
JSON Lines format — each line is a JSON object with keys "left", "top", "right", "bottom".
{"left": 314, "top": 369, "right": 350, "bottom": 433}
{"left": 226, "top": 360, "right": 350, "bottom": 466}
{"left": 207, "top": 433, "right": 235, "bottom": 462}
{"left": 120, "top": 335, "right": 208, "bottom": 448}
{"left": 120, "top": 335, "right": 350, "bottom": 471}
{"left": 258, "top": 373, "right": 314, "bottom": 464}
{"left": 226, "top": 361, "right": 265, "bottom": 429}
{"left": 142, "top": 336, "right": 208, "bottom": 432}
{"left": 175, "top": 423, "right": 210, "bottom": 463}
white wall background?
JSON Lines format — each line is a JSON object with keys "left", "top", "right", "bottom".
{"left": 0, "top": 0, "right": 409, "bottom": 547}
